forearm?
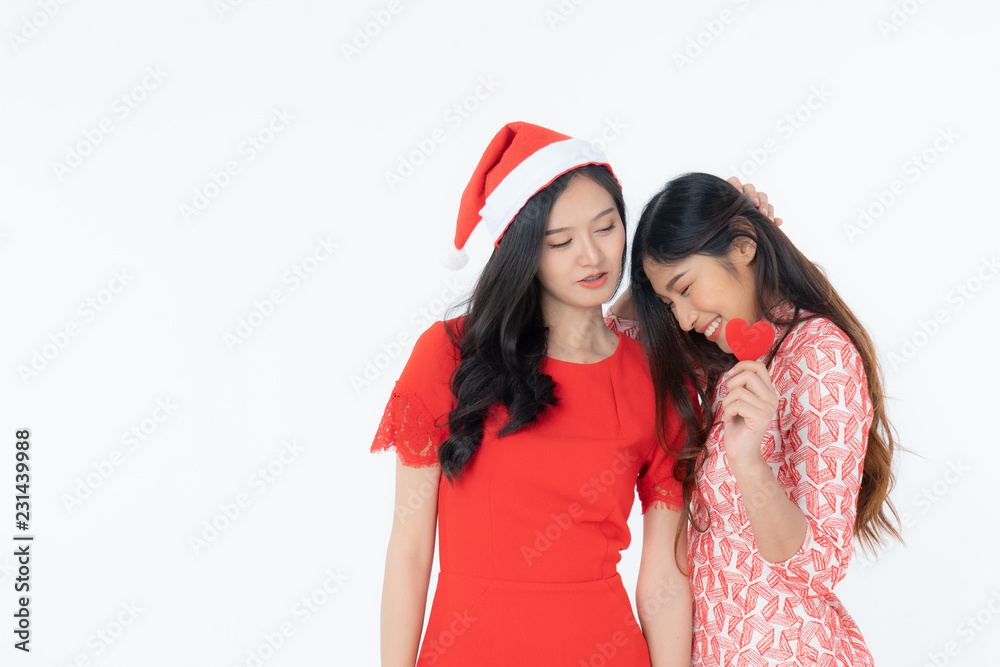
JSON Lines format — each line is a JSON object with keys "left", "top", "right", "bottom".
{"left": 380, "top": 534, "right": 434, "bottom": 667}
{"left": 636, "top": 573, "right": 692, "bottom": 667}
{"left": 729, "top": 456, "right": 808, "bottom": 563}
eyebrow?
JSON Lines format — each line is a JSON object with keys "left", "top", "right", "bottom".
{"left": 654, "top": 270, "right": 687, "bottom": 299}
{"left": 545, "top": 207, "right": 616, "bottom": 236}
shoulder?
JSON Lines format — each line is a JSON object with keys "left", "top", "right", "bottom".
{"left": 773, "top": 314, "right": 868, "bottom": 396}
{"left": 411, "top": 317, "right": 461, "bottom": 356}
{"left": 398, "top": 317, "right": 463, "bottom": 391}
{"left": 781, "top": 314, "right": 859, "bottom": 363}
{"left": 614, "top": 331, "right": 650, "bottom": 373}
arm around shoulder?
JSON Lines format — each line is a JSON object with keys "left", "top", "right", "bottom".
{"left": 606, "top": 287, "right": 641, "bottom": 340}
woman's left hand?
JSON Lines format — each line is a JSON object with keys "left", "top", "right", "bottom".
{"left": 720, "top": 360, "right": 779, "bottom": 468}
{"left": 726, "top": 176, "right": 783, "bottom": 226}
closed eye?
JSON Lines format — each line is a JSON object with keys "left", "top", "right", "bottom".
{"left": 548, "top": 222, "right": 616, "bottom": 249}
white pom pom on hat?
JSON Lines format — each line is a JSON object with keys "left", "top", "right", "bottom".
{"left": 440, "top": 121, "right": 618, "bottom": 270}
{"left": 439, "top": 245, "right": 469, "bottom": 271}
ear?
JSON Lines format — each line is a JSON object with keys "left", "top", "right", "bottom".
{"left": 730, "top": 237, "right": 757, "bottom": 265}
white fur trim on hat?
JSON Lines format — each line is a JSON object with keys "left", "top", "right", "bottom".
{"left": 477, "top": 138, "right": 608, "bottom": 245}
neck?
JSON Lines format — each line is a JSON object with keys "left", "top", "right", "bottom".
{"left": 540, "top": 295, "right": 616, "bottom": 361}
{"left": 759, "top": 292, "right": 787, "bottom": 320}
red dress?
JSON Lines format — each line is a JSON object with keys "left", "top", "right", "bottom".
{"left": 371, "top": 318, "right": 686, "bottom": 666}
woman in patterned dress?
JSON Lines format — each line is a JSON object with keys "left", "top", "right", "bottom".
{"left": 606, "top": 172, "right": 902, "bottom": 666}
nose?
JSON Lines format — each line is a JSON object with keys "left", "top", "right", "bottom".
{"left": 673, "top": 302, "right": 697, "bottom": 331}
{"left": 578, "top": 234, "right": 602, "bottom": 266}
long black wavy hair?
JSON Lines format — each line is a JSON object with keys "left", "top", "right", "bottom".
{"left": 437, "top": 164, "right": 626, "bottom": 482}
{"left": 631, "top": 172, "right": 901, "bottom": 554}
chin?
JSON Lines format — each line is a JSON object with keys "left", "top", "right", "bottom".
{"left": 580, "top": 294, "right": 612, "bottom": 309}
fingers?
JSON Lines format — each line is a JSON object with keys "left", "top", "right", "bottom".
{"left": 751, "top": 188, "right": 772, "bottom": 219}
{"left": 726, "top": 362, "right": 778, "bottom": 408}
{"left": 721, "top": 386, "right": 769, "bottom": 415}
{"left": 726, "top": 176, "right": 744, "bottom": 193}
{"left": 735, "top": 181, "right": 779, "bottom": 223}
{"left": 727, "top": 360, "right": 770, "bottom": 381}
{"left": 728, "top": 376, "right": 773, "bottom": 406}
{"left": 728, "top": 363, "right": 774, "bottom": 391}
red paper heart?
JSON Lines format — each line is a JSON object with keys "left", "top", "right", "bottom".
{"left": 725, "top": 318, "right": 775, "bottom": 361}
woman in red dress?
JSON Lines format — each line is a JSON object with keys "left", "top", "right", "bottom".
{"left": 371, "top": 122, "right": 696, "bottom": 666}
{"left": 608, "top": 172, "right": 902, "bottom": 665}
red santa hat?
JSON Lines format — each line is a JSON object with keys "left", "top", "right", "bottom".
{"left": 442, "top": 121, "right": 618, "bottom": 270}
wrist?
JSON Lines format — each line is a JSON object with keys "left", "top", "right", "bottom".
{"left": 726, "top": 448, "right": 768, "bottom": 477}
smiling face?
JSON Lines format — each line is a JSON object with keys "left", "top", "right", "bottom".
{"left": 642, "top": 242, "right": 759, "bottom": 354}
{"left": 535, "top": 173, "right": 625, "bottom": 312}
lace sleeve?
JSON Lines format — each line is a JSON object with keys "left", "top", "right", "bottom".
{"left": 371, "top": 381, "right": 446, "bottom": 468}
{"left": 637, "top": 467, "right": 683, "bottom": 513}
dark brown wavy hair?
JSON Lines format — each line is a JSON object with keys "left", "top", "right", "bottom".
{"left": 630, "top": 172, "right": 902, "bottom": 559}
{"left": 438, "top": 165, "right": 627, "bottom": 482}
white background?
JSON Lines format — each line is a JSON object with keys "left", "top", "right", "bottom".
{"left": 2, "top": 1, "right": 998, "bottom": 665}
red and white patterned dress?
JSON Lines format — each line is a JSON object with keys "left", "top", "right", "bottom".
{"left": 606, "top": 300, "right": 875, "bottom": 666}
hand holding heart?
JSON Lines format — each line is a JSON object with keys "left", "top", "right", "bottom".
{"left": 721, "top": 360, "right": 779, "bottom": 468}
